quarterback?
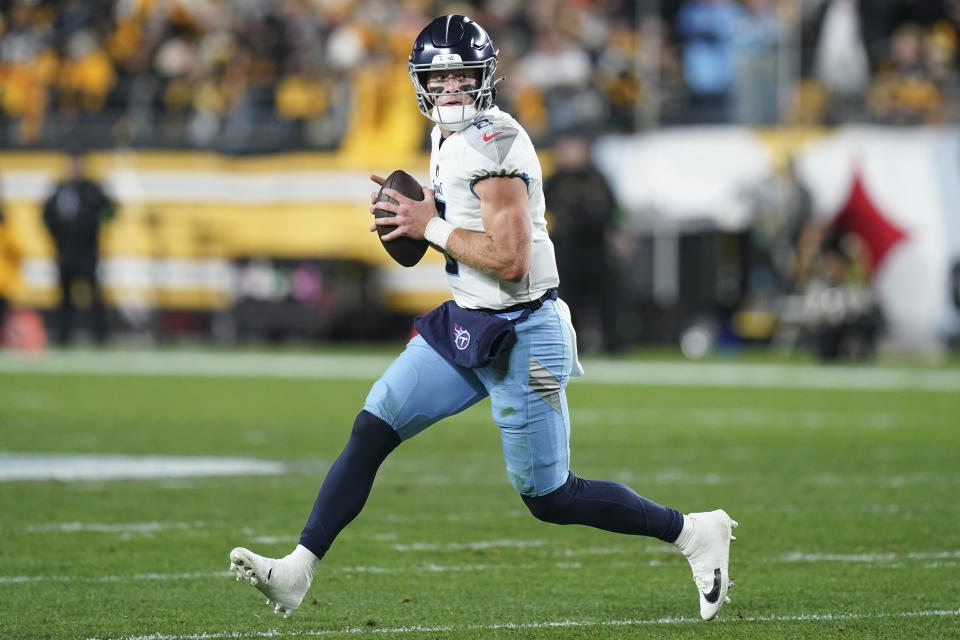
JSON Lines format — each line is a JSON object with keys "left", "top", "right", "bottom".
{"left": 229, "top": 15, "right": 737, "bottom": 621}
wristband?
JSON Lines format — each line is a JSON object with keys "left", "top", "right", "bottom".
{"left": 424, "top": 216, "right": 455, "bottom": 250}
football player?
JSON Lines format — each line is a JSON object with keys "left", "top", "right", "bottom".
{"left": 230, "top": 14, "right": 737, "bottom": 621}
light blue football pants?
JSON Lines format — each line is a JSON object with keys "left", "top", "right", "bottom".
{"left": 363, "top": 299, "right": 574, "bottom": 496}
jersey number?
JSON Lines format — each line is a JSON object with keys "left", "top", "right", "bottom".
{"left": 435, "top": 198, "right": 459, "bottom": 276}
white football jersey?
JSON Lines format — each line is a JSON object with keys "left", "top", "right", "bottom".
{"left": 429, "top": 106, "right": 559, "bottom": 310}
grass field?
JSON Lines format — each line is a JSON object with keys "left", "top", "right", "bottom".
{"left": 1, "top": 348, "right": 959, "bottom": 639}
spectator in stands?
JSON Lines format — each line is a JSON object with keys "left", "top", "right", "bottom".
{"left": 42, "top": 151, "right": 115, "bottom": 345}
{"left": 0, "top": 1, "right": 51, "bottom": 143}
{"left": 868, "top": 22, "right": 945, "bottom": 124}
{"left": 733, "top": 0, "right": 781, "bottom": 125}
{"left": 4, "top": 0, "right": 960, "bottom": 148}
{"left": 923, "top": 20, "right": 960, "bottom": 121}
{"left": 674, "top": 0, "right": 740, "bottom": 124}
{"left": 54, "top": 29, "right": 116, "bottom": 125}
{"left": 516, "top": 28, "right": 604, "bottom": 140}
{"left": 812, "top": 0, "right": 871, "bottom": 124}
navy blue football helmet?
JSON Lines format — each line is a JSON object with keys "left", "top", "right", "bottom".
{"left": 408, "top": 15, "right": 499, "bottom": 131}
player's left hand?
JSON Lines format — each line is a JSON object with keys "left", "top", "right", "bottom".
{"left": 369, "top": 174, "right": 437, "bottom": 241}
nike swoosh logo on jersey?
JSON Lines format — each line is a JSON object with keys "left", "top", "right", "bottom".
{"left": 701, "top": 568, "right": 721, "bottom": 604}
{"left": 483, "top": 132, "right": 502, "bottom": 141}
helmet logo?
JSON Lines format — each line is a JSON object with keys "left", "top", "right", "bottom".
{"left": 432, "top": 54, "right": 463, "bottom": 65}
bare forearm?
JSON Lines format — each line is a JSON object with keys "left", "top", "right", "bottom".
{"left": 443, "top": 227, "right": 531, "bottom": 282}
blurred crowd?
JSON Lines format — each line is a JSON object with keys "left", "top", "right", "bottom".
{"left": 0, "top": 0, "right": 958, "bottom": 152}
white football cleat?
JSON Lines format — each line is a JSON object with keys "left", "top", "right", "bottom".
{"left": 229, "top": 547, "right": 313, "bottom": 618}
{"left": 681, "top": 509, "right": 739, "bottom": 620}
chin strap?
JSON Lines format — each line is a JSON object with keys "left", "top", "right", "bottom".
{"left": 433, "top": 104, "right": 479, "bottom": 131}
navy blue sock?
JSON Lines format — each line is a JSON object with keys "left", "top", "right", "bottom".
{"left": 298, "top": 410, "right": 400, "bottom": 559}
{"left": 522, "top": 472, "right": 684, "bottom": 543}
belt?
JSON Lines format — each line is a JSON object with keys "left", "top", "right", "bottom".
{"left": 475, "top": 288, "right": 558, "bottom": 315}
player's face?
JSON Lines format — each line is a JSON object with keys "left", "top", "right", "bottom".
{"left": 424, "top": 70, "right": 479, "bottom": 106}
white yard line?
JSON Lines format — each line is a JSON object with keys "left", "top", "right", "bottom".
{"left": 339, "top": 562, "right": 585, "bottom": 574}
{"left": 83, "top": 608, "right": 960, "bottom": 640}
{"left": 23, "top": 521, "right": 205, "bottom": 534}
{"left": 0, "top": 572, "right": 230, "bottom": 584}
{"left": 5, "top": 548, "right": 958, "bottom": 584}
{"left": 781, "top": 550, "right": 960, "bottom": 563}
{"left": 7, "top": 452, "right": 956, "bottom": 487}
{"left": 2, "top": 350, "right": 959, "bottom": 392}
{"left": 0, "top": 453, "right": 289, "bottom": 482}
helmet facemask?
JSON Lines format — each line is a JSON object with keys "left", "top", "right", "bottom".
{"left": 408, "top": 55, "right": 498, "bottom": 132}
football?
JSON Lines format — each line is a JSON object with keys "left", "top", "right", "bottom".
{"left": 374, "top": 170, "right": 430, "bottom": 267}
